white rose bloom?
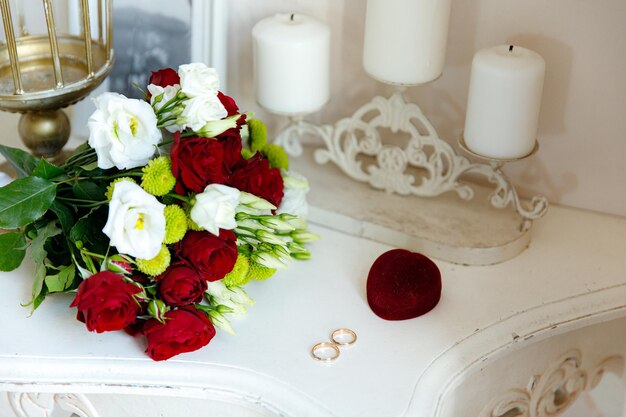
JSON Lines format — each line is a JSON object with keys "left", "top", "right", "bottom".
{"left": 190, "top": 184, "right": 241, "bottom": 236}
{"left": 88, "top": 92, "right": 161, "bottom": 170}
{"left": 277, "top": 170, "right": 310, "bottom": 219}
{"left": 178, "top": 63, "right": 220, "bottom": 98}
{"left": 180, "top": 95, "right": 227, "bottom": 132}
{"left": 148, "top": 83, "right": 182, "bottom": 133}
{"left": 103, "top": 180, "right": 166, "bottom": 259}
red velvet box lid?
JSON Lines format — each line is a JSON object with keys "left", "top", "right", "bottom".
{"left": 366, "top": 249, "right": 441, "bottom": 321}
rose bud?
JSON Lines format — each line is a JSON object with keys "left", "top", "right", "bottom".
{"left": 156, "top": 263, "right": 207, "bottom": 307}
{"left": 143, "top": 306, "right": 216, "bottom": 361}
{"left": 70, "top": 271, "right": 142, "bottom": 333}
{"left": 176, "top": 230, "right": 238, "bottom": 281}
{"left": 148, "top": 67, "right": 180, "bottom": 88}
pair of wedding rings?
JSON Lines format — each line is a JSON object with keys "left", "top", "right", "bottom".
{"left": 311, "top": 328, "right": 357, "bottom": 362}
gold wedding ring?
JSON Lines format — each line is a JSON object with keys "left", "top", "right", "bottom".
{"left": 311, "top": 342, "right": 340, "bottom": 362}
{"left": 311, "top": 328, "right": 358, "bottom": 362}
{"left": 331, "top": 328, "right": 357, "bottom": 346}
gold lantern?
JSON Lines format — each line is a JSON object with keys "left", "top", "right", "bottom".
{"left": 0, "top": 0, "right": 113, "bottom": 159}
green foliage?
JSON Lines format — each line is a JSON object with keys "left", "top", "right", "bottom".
{"left": 72, "top": 180, "right": 105, "bottom": 201}
{"left": 78, "top": 161, "right": 99, "bottom": 171}
{"left": 0, "top": 176, "right": 56, "bottom": 229}
{"left": 44, "top": 264, "right": 76, "bottom": 293}
{"left": 32, "top": 159, "right": 65, "bottom": 180}
{"left": 69, "top": 207, "right": 109, "bottom": 255}
{"left": 0, "top": 145, "right": 38, "bottom": 178}
{"left": 26, "top": 221, "right": 61, "bottom": 309}
{"left": 50, "top": 201, "right": 75, "bottom": 233}
{"left": 0, "top": 232, "right": 26, "bottom": 271}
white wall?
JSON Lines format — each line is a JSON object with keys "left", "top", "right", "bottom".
{"left": 225, "top": 0, "right": 626, "bottom": 218}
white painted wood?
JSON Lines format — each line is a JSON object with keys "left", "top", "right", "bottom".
{"left": 439, "top": 318, "right": 626, "bottom": 417}
{"left": 0, "top": 205, "right": 625, "bottom": 417}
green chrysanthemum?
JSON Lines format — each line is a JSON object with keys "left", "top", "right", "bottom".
{"left": 223, "top": 253, "right": 251, "bottom": 287}
{"left": 262, "top": 144, "right": 289, "bottom": 170}
{"left": 105, "top": 177, "right": 136, "bottom": 201}
{"left": 183, "top": 201, "right": 203, "bottom": 231}
{"left": 164, "top": 205, "right": 188, "bottom": 244}
{"left": 241, "top": 148, "right": 255, "bottom": 160}
{"left": 141, "top": 156, "right": 176, "bottom": 196}
{"left": 136, "top": 245, "right": 171, "bottom": 277}
{"left": 247, "top": 259, "right": 276, "bottom": 281}
{"left": 248, "top": 119, "right": 267, "bottom": 152}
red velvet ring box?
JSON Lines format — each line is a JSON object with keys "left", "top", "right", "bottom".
{"left": 366, "top": 249, "right": 442, "bottom": 321}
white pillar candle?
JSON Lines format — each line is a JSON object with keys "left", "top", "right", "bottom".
{"left": 363, "top": 0, "right": 452, "bottom": 85}
{"left": 464, "top": 45, "right": 546, "bottom": 160}
{"left": 252, "top": 14, "right": 330, "bottom": 115}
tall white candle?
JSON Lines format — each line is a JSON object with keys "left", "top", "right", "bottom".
{"left": 464, "top": 45, "right": 546, "bottom": 160}
{"left": 252, "top": 14, "right": 330, "bottom": 115}
{"left": 363, "top": 0, "right": 452, "bottom": 85}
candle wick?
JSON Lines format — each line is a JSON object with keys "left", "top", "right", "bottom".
{"left": 290, "top": 13, "right": 294, "bottom": 21}
{"left": 509, "top": 45, "right": 514, "bottom": 52}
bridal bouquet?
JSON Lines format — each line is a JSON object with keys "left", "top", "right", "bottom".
{"left": 0, "top": 63, "right": 316, "bottom": 361}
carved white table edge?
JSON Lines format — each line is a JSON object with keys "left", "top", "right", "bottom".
{"left": 407, "top": 284, "right": 626, "bottom": 417}
{"left": 0, "top": 361, "right": 337, "bottom": 417}
{"left": 478, "top": 349, "right": 625, "bottom": 417}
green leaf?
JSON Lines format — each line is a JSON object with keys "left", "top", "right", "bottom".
{"left": 72, "top": 180, "right": 105, "bottom": 201}
{"left": 0, "top": 232, "right": 26, "bottom": 271}
{"left": 29, "top": 222, "right": 62, "bottom": 263}
{"left": 0, "top": 176, "right": 57, "bottom": 229}
{"left": 26, "top": 222, "right": 61, "bottom": 309}
{"left": 50, "top": 201, "right": 75, "bottom": 233}
{"left": 69, "top": 207, "right": 109, "bottom": 254}
{"left": 32, "top": 292, "right": 46, "bottom": 311}
{"left": 44, "top": 264, "right": 76, "bottom": 293}
{"left": 79, "top": 161, "right": 99, "bottom": 171}
{"left": 0, "top": 145, "right": 38, "bottom": 178}
{"left": 32, "top": 158, "right": 65, "bottom": 180}
{"left": 71, "top": 141, "right": 91, "bottom": 155}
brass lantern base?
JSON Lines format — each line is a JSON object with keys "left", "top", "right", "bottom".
{"left": 18, "top": 110, "right": 70, "bottom": 159}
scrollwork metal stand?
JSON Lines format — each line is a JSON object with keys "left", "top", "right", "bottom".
{"left": 275, "top": 89, "right": 548, "bottom": 231}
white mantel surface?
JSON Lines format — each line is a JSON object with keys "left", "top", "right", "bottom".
{"left": 1, "top": 205, "right": 626, "bottom": 417}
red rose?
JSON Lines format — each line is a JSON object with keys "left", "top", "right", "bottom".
{"left": 171, "top": 133, "right": 228, "bottom": 194}
{"left": 171, "top": 133, "right": 244, "bottom": 194}
{"left": 229, "top": 154, "right": 284, "bottom": 207}
{"left": 157, "top": 263, "right": 207, "bottom": 307}
{"left": 149, "top": 67, "right": 180, "bottom": 88}
{"left": 70, "top": 271, "right": 141, "bottom": 333}
{"left": 216, "top": 92, "right": 247, "bottom": 138}
{"left": 177, "top": 230, "right": 238, "bottom": 281}
{"left": 217, "top": 92, "right": 239, "bottom": 116}
{"left": 218, "top": 134, "right": 243, "bottom": 173}
{"left": 143, "top": 306, "right": 216, "bottom": 361}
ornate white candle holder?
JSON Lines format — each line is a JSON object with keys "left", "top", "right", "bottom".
{"left": 272, "top": 88, "right": 549, "bottom": 265}
{"left": 276, "top": 88, "right": 548, "bottom": 232}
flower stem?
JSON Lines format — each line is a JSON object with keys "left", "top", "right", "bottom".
{"left": 81, "top": 250, "right": 106, "bottom": 259}
{"left": 164, "top": 193, "right": 189, "bottom": 203}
